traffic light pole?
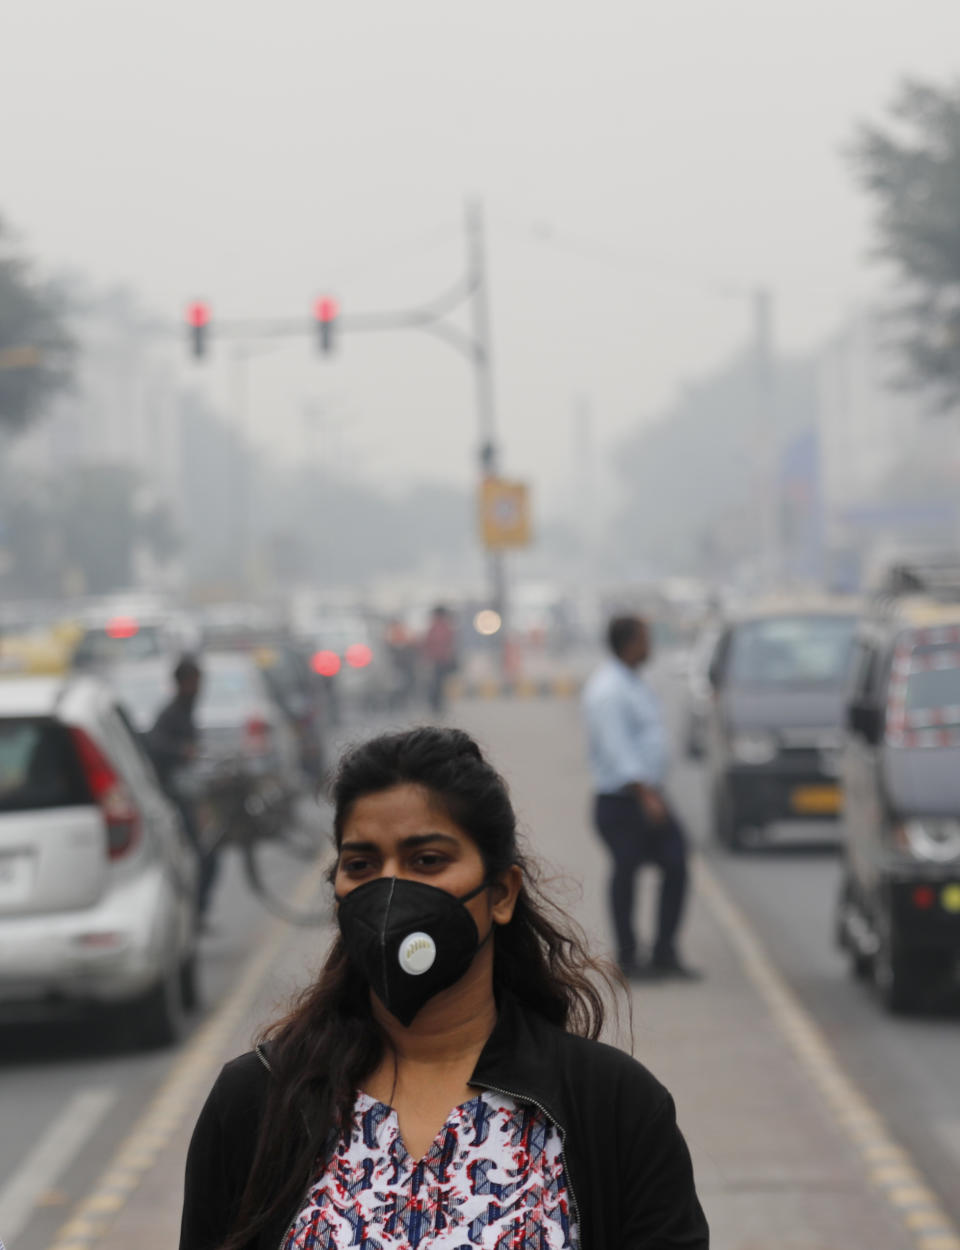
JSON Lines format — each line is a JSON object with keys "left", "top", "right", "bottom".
{"left": 184, "top": 198, "right": 510, "bottom": 662}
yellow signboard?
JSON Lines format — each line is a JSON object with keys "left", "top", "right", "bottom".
{"left": 479, "top": 478, "right": 532, "bottom": 550}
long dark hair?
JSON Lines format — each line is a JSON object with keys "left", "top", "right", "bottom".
{"left": 220, "top": 726, "right": 615, "bottom": 1250}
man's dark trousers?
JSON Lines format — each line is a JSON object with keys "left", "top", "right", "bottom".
{"left": 593, "top": 792, "right": 689, "bottom": 966}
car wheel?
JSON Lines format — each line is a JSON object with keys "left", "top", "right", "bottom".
{"left": 712, "top": 785, "right": 743, "bottom": 851}
{"left": 134, "top": 958, "right": 187, "bottom": 1048}
{"left": 684, "top": 716, "right": 705, "bottom": 760}
{"left": 874, "top": 931, "right": 921, "bottom": 1014}
{"left": 179, "top": 951, "right": 200, "bottom": 1012}
{"left": 836, "top": 876, "right": 874, "bottom": 979}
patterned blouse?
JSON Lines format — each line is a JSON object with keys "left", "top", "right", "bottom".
{"left": 281, "top": 1088, "right": 579, "bottom": 1249}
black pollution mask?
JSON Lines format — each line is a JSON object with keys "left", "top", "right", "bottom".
{"left": 336, "top": 877, "right": 489, "bottom": 1026}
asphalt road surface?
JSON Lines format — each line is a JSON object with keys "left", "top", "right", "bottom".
{"left": 658, "top": 658, "right": 960, "bottom": 1230}
{"left": 2, "top": 664, "right": 959, "bottom": 1248}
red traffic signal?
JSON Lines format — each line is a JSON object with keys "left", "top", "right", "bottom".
{"left": 313, "top": 296, "right": 339, "bottom": 355}
{"left": 185, "top": 300, "right": 211, "bottom": 359}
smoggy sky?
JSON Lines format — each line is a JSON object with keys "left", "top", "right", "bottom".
{"left": 3, "top": 1, "right": 958, "bottom": 507}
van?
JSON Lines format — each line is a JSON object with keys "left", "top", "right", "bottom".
{"left": 837, "top": 562, "right": 960, "bottom": 1012}
{"left": 706, "top": 600, "right": 858, "bottom": 849}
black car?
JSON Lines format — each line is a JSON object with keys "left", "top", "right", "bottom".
{"left": 837, "top": 569, "right": 960, "bottom": 1012}
{"left": 706, "top": 605, "right": 858, "bottom": 849}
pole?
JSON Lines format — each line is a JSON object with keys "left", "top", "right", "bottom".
{"left": 231, "top": 347, "right": 252, "bottom": 589}
{"left": 753, "top": 287, "right": 779, "bottom": 588}
{"left": 466, "top": 198, "right": 508, "bottom": 652}
{"left": 575, "top": 394, "right": 596, "bottom": 585}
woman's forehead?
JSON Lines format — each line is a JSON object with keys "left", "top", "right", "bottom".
{"left": 342, "top": 784, "right": 463, "bottom": 839}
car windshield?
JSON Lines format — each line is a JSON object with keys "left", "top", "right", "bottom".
{"left": 312, "top": 620, "right": 370, "bottom": 653}
{"left": 74, "top": 626, "right": 165, "bottom": 665}
{"left": 203, "top": 660, "right": 261, "bottom": 705}
{"left": 0, "top": 719, "right": 89, "bottom": 812}
{"left": 728, "top": 615, "right": 856, "bottom": 686}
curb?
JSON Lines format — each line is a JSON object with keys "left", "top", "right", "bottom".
{"left": 448, "top": 675, "right": 581, "bottom": 700}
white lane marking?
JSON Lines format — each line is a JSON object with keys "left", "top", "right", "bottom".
{"left": 0, "top": 1087, "right": 117, "bottom": 1241}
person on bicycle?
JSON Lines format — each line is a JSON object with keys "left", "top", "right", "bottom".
{"left": 148, "top": 655, "right": 218, "bottom": 925}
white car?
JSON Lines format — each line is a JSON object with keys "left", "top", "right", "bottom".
{"left": 0, "top": 674, "right": 198, "bottom": 1046}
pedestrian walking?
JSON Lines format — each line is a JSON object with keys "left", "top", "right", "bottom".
{"left": 582, "top": 615, "right": 701, "bottom": 981}
{"left": 147, "top": 655, "right": 219, "bottom": 925}
{"left": 422, "top": 603, "right": 458, "bottom": 713}
{"left": 180, "top": 726, "right": 708, "bottom": 1250}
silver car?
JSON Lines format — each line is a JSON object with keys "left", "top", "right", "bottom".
{"left": 0, "top": 674, "right": 198, "bottom": 1046}
{"left": 105, "top": 652, "right": 304, "bottom": 797}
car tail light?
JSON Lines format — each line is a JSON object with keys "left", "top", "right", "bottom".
{"left": 245, "top": 716, "right": 272, "bottom": 753}
{"left": 70, "top": 728, "right": 141, "bottom": 860}
{"left": 105, "top": 616, "right": 139, "bottom": 640}
{"left": 311, "top": 650, "right": 341, "bottom": 677}
{"left": 911, "top": 885, "right": 936, "bottom": 910}
{"left": 346, "top": 643, "right": 373, "bottom": 669}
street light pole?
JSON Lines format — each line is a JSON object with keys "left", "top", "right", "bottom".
{"left": 752, "top": 287, "right": 779, "bottom": 588}
{"left": 465, "top": 198, "right": 507, "bottom": 637}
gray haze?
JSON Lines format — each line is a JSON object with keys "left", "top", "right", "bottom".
{"left": 4, "top": 0, "right": 958, "bottom": 508}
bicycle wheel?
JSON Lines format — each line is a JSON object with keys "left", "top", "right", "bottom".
{"left": 241, "top": 792, "right": 334, "bottom": 926}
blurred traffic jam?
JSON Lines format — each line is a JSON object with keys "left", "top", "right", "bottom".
{"left": 3, "top": 562, "right": 960, "bottom": 1045}
{"left": 0, "top": 591, "right": 534, "bottom": 1042}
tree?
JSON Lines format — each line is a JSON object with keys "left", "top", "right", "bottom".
{"left": 0, "top": 220, "right": 75, "bottom": 434}
{"left": 850, "top": 79, "right": 960, "bottom": 409}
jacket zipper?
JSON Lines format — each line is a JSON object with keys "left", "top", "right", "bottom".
{"left": 471, "top": 1081, "right": 582, "bottom": 1242}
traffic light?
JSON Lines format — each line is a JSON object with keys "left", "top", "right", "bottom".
{"left": 313, "top": 296, "right": 339, "bottom": 355}
{"left": 186, "top": 301, "right": 211, "bottom": 359}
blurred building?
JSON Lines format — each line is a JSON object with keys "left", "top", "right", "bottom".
{"left": 13, "top": 290, "right": 183, "bottom": 499}
{"left": 816, "top": 310, "right": 960, "bottom": 588}
{"left": 8, "top": 289, "right": 198, "bottom": 592}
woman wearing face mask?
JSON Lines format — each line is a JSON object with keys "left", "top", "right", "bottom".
{"left": 180, "top": 727, "right": 708, "bottom": 1250}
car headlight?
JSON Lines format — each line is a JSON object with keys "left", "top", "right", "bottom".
{"left": 898, "top": 819, "right": 960, "bottom": 863}
{"left": 730, "top": 730, "right": 778, "bottom": 765}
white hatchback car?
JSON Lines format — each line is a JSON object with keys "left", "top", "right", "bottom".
{"left": 0, "top": 674, "right": 198, "bottom": 1046}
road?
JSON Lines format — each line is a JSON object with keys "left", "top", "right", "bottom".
{"left": 1, "top": 669, "right": 958, "bottom": 1249}
{"left": 660, "top": 660, "right": 960, "bottom": 1229}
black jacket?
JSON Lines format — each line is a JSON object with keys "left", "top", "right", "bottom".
{"left": 180, "top": 994, "right": 709, "bottom": 1250}
{"left": 148, "top": 695, "right": 198, "bottom": 789}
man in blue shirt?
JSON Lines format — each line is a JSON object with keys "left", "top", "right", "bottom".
{"left": 582, "top": 615, "right": 699, "bottom": 980}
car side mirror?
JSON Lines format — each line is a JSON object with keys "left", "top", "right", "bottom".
{"left": 847, "top": 701, "right": 883, "bottom": 745}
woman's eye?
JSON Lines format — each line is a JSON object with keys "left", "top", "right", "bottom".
{"left": 342, "top": 857, "right": 371, "bottom": 874}
{"left": 413, "top": 853, "right": 447, "bottom": 869}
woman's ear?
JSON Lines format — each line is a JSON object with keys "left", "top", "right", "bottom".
{"left": 490, "top": 865, "right": 523, "bottom": 925}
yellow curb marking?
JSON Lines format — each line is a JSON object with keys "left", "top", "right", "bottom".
{"left": 44, "top": 860, "right": 330, "bottom": 1250}
{"left": 696, "top": 856, "right": 960, "bottom": 1250}
{"left": 453, "top": 677, "right": 582, "bottom": 700}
